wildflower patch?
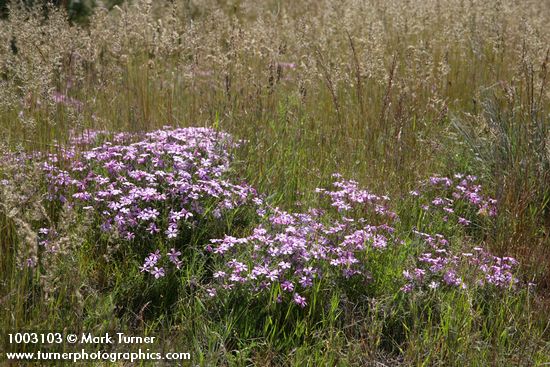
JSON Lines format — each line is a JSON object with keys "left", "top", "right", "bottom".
{"left": 3, "top": 128, "right": 522, "bottom": 309}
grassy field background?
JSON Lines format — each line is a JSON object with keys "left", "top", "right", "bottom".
{"left": 1, "top": 0, "right": 549, "bottom": 365}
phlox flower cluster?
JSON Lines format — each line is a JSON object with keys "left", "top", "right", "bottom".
{"left": 410, "top": 174, "right": 497, "bottom": 225}
{"left": 40, "top": 127, "right": 258, "bottom": 277}
{"left": 402, "top": 230, "right": 519, "bottom": 292}
{"left": 316, "top": 174, "right": 397, "bottom": 220}
{"left": 206, "top": 176, "right": 399, "bottom": 308}
{"left": 402, "top": 174, "right": 518, "bottom": 292}
{"left": 138, "top": 249, "right": 183, "bottom": 278}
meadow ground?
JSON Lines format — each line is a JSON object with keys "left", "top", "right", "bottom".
{"left": 0, "top": 0, "right": 549, "bottom": 365}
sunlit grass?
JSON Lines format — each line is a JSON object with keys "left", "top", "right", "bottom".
{"left": 1, "top": 0, "right": 549, "bottom": 365}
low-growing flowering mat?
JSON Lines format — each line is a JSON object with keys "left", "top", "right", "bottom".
{"left": 37, "top": 127, "right": 257, "bottom": 256}
{"left": 401, "top": 174, "right": 518, "bottom": 292}
{"left": 1, "top": 127, "right": 521, "bottom": 309}
{"left": 206, "top": 175, "right": 400, "bottom": 306}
